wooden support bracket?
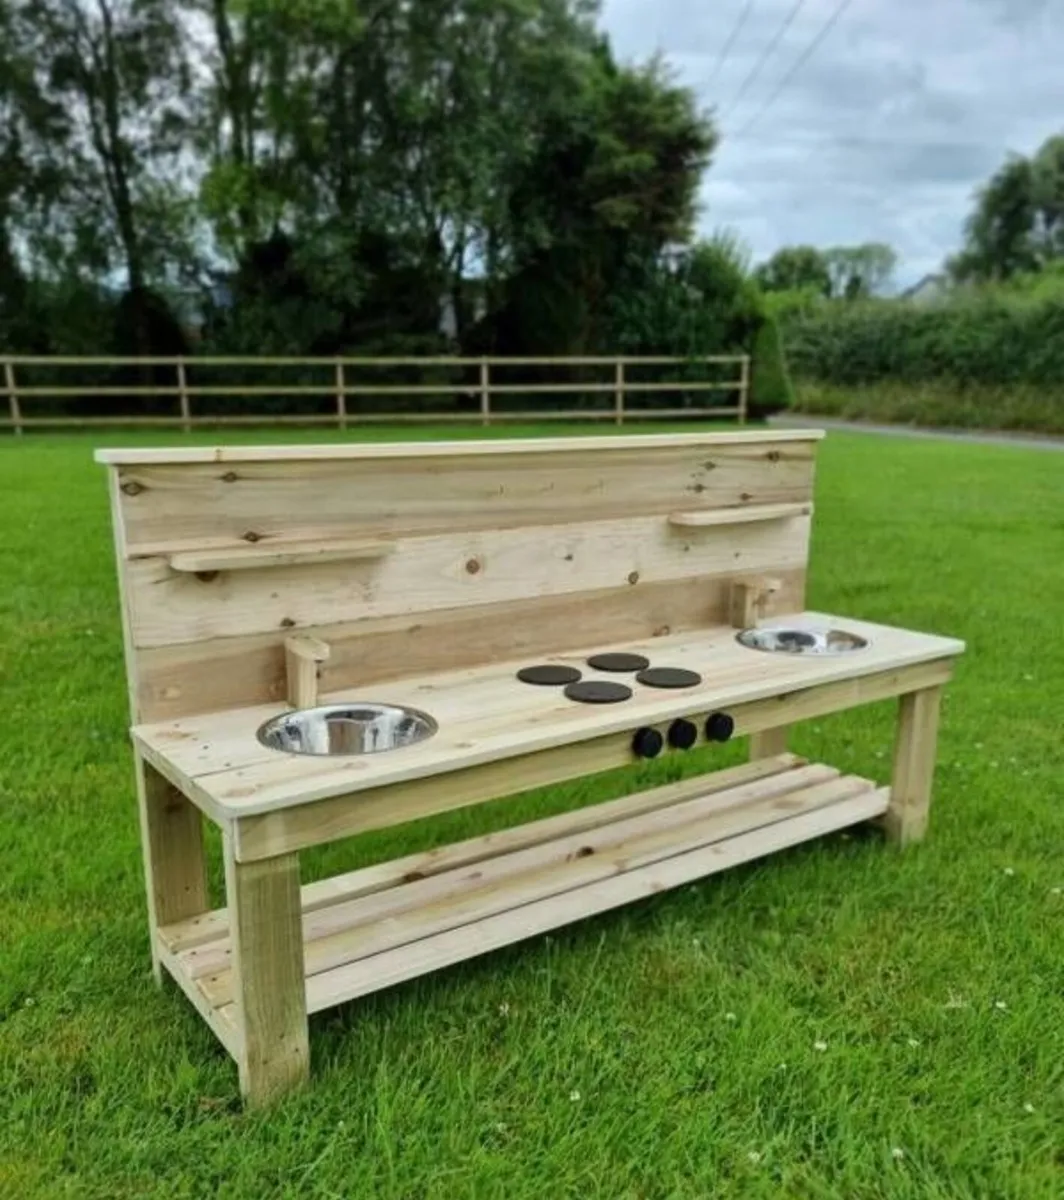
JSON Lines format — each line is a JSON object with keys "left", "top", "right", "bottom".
{"left": 728, "top": 576, "right": 782, "bottom": 630}
{"left": 285, "top": 636, "right": 331, "bottom": 710}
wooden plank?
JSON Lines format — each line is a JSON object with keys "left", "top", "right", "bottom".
{"left": 192, "top": 764, "right": 842, "bottom": 985}
{"left": 285, "top": 635, "right": 330, "bottom": 709}
{"left": 226, "top": 659, "right": 953, "bottom": 859}
{"left": 738, "top": 354, "right": 750, "bottom": 425}
{"left": 3, "top": 360, "right": 22, "bottom": 437}
{"left": 334, "top": 361, "right": 346, "bottom": 430}
{"left": 882, "top": 686, "right": 944, "bottom": 844}
{"left": 133, "top": 567, "right": 805, "bottom": 723}
{"left": 156, "top": 940, "right": 242, "bottom": 1061}
{"left": 107, "top": 438, "right": 817, "bottom": 554}
{"left": 728, "top": 576, "right": 781, "bottom": 629}
{"left": 224, "top": 842, "right": 309, "bottom": 1107}
{"left": 133, "top": 615, "right": 959, "bottom": 795}
{"left": 157, "top": 754, "right": 807, "bottom": 955}
{"left": 124, "top": 514, "right": 812, "bottom": 650}
{"left": 168, "top": 538, "right": 396, "bottom": 574}
{"left": 300, "top": 787, "right": 890, "bottom": 1014}
{"left": 93, "top": 430, "right": 823, "bottom": 467}
{"left": 177, "top": 360, "right": 191, "bottom": 433}
{"left": 750, "top": 727, "right": 789, "bottom": 760}
{"left": 198, "top": 770, "right": 868, "bottom": 1006}
{"left": 668, "top": 503, "right": 812, "bottom": 528}
{"left": 136, "top": 756, "right": 209, "bottom": 983}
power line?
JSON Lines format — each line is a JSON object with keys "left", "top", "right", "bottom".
{"left": 722, "top": 0, "right": 807, "bottom": 118}
{"left": 708, "top": 0, "right": 756, "bottom": 86}
{"left": 732, "top": 0, "right": 859, "bottom": 139}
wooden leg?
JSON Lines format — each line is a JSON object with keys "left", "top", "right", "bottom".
{"left": 750, "top": 727, "right": 789, "bottom": 760}
{"left": 225, "top": 838, "right": 309, "bottom": 1107}
{"left": 883, "top": 686, "right": 943, "bottom": 845}
{"left": 136, "top": 756, "right": 209, "bottom": 985}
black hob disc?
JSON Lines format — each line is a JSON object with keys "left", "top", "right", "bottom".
{"left": 635, "top": 666, "right": 702, "bottom": 689}
{"left": 517, "top": 665, "right": 582, "bottom": 686}
{"left": 564, "top": 680, "right": 633, "bottom": 704}
{"left": 586, "top": 652, "right": 651, "bottom": 672}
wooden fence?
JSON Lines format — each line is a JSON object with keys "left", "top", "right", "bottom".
{"left": 0, "top": 354, "right": 749, "bottom": 434}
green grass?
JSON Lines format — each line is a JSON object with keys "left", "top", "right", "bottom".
{"left": 2, "top": 426, "right": 1063, "bottom": 1198}
{"left": 793, "top": 379, "right": 1064, "bottom": 437}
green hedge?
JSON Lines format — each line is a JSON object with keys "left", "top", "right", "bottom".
{"left": 784, "top": 293, "right": 1064, "bottom": 386}
{"left": 792, "top": 380, "right": 1064, "bottom": 436}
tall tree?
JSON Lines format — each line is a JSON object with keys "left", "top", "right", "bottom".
{"left": 755, "top": 245, "right": 832, "bottom": 296}
{"left": 948, "top": 156, "right": 1039, "bottom": 283}
{"left": 17, "top": 0, "right": 192, "bottom": 291}
{"left": 823, "top": 243, "right": 897, "bottom": 299}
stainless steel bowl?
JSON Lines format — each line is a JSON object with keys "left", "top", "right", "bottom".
{"left": 256, "top": 703, "right": 438, "bottom": 756}
{"left": 736, "top": 626, "right": 869, "bottom": 655}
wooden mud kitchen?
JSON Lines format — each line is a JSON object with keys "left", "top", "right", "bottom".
{"left": 96, "top": 432, "right": 964, "bottom": 1105}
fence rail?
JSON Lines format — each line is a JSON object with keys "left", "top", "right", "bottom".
{"left": 1, "top": 354, "right": 749, "bottom": 434}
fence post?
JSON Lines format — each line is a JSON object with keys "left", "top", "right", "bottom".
{"left": 480, "top": 360, "right": 490, "bottom": 427}
{"left": 335, "top": 360, "right": 347, "bottom": 430}
{"left": 614, "top": 360, "right": 625, "bottom": 425}
{"left": 3, "top": 359, "right": 21, "bottom": 437}
{"left": 176, "top": 358, "right": 191, "bottom": 433}
{"left": 738, "top": 355, "right": 750, "bottom": 425}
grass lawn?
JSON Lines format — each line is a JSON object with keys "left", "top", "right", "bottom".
{"left": 1, "top": 425, "right": 1062, "bottom": 1198}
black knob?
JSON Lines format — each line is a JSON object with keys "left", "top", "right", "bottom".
{"left": 667, "top": 718, "right": 698, "bottom": 750}
{"left": 705, "top": 712, "right": 735, "bottom": 743}
{"left": 632, "top": 727, "right": 664, "bottom": 759}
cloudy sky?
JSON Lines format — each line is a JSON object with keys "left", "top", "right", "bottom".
{"left": 602, "top": 0, "right": 1064, "bottom": 287}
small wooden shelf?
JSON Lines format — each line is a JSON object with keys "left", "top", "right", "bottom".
{"left": 156, "top": 754, "right": 887, "bottom": 1034}
{"left": 168, "top": 538, "right": 396, "bottom": 574}
{"left": 668, "top": 502, "right": 812, "bottom": 529}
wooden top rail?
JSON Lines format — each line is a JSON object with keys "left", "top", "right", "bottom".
{"left": 4, "top": 354, "right": 748, "bottom": 368}
{"left": 95, "top": 430, "right": 823, "bottom": 466}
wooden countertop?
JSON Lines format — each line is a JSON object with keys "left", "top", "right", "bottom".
{"left": 94, "top": 429, "right": 824, "bottom": 466}
{"left": 134, "top": 612, "right": 964, "bottom": 821}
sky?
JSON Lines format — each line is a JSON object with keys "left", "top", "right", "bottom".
{"left": 601, "top": 0, "right": 1064, "bottom": 287}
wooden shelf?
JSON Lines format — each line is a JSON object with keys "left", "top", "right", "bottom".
{"left": 168, "top": 537, "right": 396, "bottom": 574}
{"left": 156, "top": 754, "right": 888, "bottom": 1038}
{"left": 668, "top": 502, "right": 812, "bottom": 529}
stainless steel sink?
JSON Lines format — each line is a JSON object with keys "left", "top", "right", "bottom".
{"left": 257, "top": 703, "right": 438, "bottom": 756}
{"left": 737, "top": 626, "right": 869, "bottom": 655}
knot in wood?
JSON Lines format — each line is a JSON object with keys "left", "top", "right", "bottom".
{"left": 120, "top": 480, "right": 144, "bottom": 496}
{"left": 627, "top": 570, "right": 640, "bottom": 585}
{"left": 465, "top": 557, "right": 482, "bottom": 575}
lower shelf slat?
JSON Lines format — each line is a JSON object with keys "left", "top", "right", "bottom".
{"left": 157, "top": 756, "right": 889, "bottom": 1031}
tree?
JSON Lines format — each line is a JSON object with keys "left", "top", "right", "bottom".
{"left": 948, "top": 156, "right": 1039, "bottom": 283}
{"left": 823, "top": 243, "right": 897, "bottom": 300}
{"left": 17, "top": 0, "right": 192, "bottom": 295}
{"left": 475, "top": 43, "right": 716, "bottom": 355}
{"left": 946, "top": 134, "right": 1064, "bottom": 283}
{"left": 755, "top": 245, "right": 831, "bottom": 296}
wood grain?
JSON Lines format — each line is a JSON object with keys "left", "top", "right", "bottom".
{"left": 224, "top": 842, "right": 309, "bottom": 1107}
{"left": 882, "top": 685, "right": 944, "bottom": 845}
{"left": 157, "top": 754, "right": 807, "bottom": 955}
{"left": 111, "top": 439, "right": 816, "bottom": 553}
{"left": 219, "top": 658, "right": 955, "bottom": 860}
{"left": 133, "top": 568, "right": 806, "bottom": 722}
{"left": 125, "top": 514, "right": 813, "bottom": 650}
{"left": 136, "top": 756, "right": 209, "bottom": 983}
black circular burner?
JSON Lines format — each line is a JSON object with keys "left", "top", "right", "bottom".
{"left": 517, "top": 665, "right": 582, "bottom": 686}
{"left": 587, "top": 652, "right": 651, "bottom": 673}
{"left": 636, "top": 667, "right": 702, "bottom": 689}
{"left": 564, "top": 680, "right": 633, "bottom": 704}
